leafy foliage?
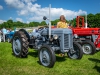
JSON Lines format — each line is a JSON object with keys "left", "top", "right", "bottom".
{"left": 67, "top": 13, "right": 100, "bottom": 28}
{"left": 0, "top": 13, "right": 100, "bottom": 29}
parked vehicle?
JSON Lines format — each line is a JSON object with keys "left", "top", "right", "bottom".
{"left": 51, "top": 16, "right": 99, "bottom": 55}
{"left": 6, "top": 31, "right": 15, "bottom": 42}
{"left": 11, "top": 5, "right": 83, "bottom": 67}
{"left": 72, "top": 16, "right": 99, "bottom": 55}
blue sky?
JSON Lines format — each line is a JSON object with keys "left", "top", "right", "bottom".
{"left": 0, "top": 0, "right": 100, "bottom": 24}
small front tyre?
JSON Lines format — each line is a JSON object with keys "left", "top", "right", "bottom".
{"left": 67, "top": 42, "right": 83, "bottom": 59}
{"left": 81, "top": 41, "right": 96, "bottom": 55}
{"left": 38, "top": 45, "right": 56, "bottom": 68}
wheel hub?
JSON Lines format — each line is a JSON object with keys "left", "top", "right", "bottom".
{"left": 13, "top": 38, "right": 21, "bottom": 55}
{"left": 42, "top": 52, "right": 49, "bottom": 63}
{"left": 84, "top": 46, "right": 91, "bottom": 52}
{"left": 40, "top": 50, "right": 50, "bottom": 66}
{"left": 15, "top": 40, "right": 21, "bottom": 50}
{"left": 82, "top": 44, "right": 92, "bottom": 54}
{"left": 70, "top": 50, "right": 76, "bottom": 54}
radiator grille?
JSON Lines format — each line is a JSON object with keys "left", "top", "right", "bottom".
{"left": 64, "top": 34, "right": 73, "bottom": 48}
{"left": 64, "top": 34, "right": 69, "bottom": 48}
{"left": 69, "top": 34, "right": 73, "bottom": 47}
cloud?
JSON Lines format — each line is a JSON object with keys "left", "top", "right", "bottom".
{"left": 17, "top": 10, "right": 28, "bottom": 16}
{"left": 4, "top": 0, "right": 36, "bottom": 9}
{"left": 5, "top": 0, "right": 87, "bottom": 22}
{"left": 50, "top": 8, "right": 86, "bottom": 20}
{"left": 16, "top": 18, "right": 23, "bottom": 22}
{"left": 27, "top": 7, "right": 86, "bottom": 22}
{"left": 4, "top": 0, "right": 25, "bottom": 9}
{"left": 9, "top": 17, "right": 13, "bottom": 20}
{"left": 0, "top": 5, "right": 3, "bottom": 10}
{"left": 0, "top": 20, "right": 6, "bottom": 24}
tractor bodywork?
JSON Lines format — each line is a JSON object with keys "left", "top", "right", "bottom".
{"left": 11, "top": 27, "right": 83, "bottom": 68}
{"left": 73, "top": 16, "right": 100, "bottom": 54}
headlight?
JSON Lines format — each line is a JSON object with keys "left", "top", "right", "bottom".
{"left": 74, "top": 34, "right": 78, "bottom": 38}
{"left": 53, "top": 34, "right": 58, "bottom": 40}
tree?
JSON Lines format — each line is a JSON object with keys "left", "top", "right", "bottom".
{"left": 40, "top": 21, "right": 47, "bottom": 26}
{"left": 0, "top": 22, "right": 8, "bottom": 28}
{"left": 94, "top": 13, "right": 100, "bottom": 27}
{"left": 0, "top": 13, "right": 100, "bottom": 29}
{"left": 87, "top": 13, "right": 95, "bottom": 27}
{"left": 7, "top": 19, "right": 13, "bottom": 28}
{"left": 29, "top": 22, "right": 34, "bottom": 27}
{"left": 33, "top": 22, "right": 40, "bottom": 27}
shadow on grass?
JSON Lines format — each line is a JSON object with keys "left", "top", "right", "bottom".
{"left": 95, "top": 50, "right": 100, "bottom": 53}
{"left": 28, "top": 51, "right": 68, "bottom": 62}
{"left": 88, "top": 58, "right": 100, "bottom": 63}
{"left": 36, "top": 55, "right": 67, "bottom": 67}
{"left": 28, "top": 51, "right": 38, "bottom": 57}
{"left": 56, "top": 56, "right": 68, "bottom": 62}
{"left": 88, "top": 58, "right": 100, "bottom": 73}
{"left": 11, "top": 50, "right": 68, "bottom": 63}
{"left": 12, "top": 51, "right": 68, "bottom": 67}
{"left": 11, "top": 53, "right": 28, "bottom": 58}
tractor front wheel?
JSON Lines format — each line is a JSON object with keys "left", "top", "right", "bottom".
{"left": 67, "top": 42, "right": 83, "bottom": 59}
{"left": 38, "top": 45, "right": 56, "bottom": 68}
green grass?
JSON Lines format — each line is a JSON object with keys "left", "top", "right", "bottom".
{"left": 0, "top": 42, "right": 100, "bottom": 75}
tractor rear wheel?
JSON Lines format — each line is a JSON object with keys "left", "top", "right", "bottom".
{"left": 12, "top": 31, "right": 29, "bottom": 57}
{"left": 81, "top": 41, "right": 96, "bottom": 54}
{"left": 38, "top": 45, "right": 56, "bottom": 68}
{"left": 67, "top": 42, "right": 83, "bottom": 59}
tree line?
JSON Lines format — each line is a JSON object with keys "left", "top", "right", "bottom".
{"left": 0, "top": 13, "right": 100, "bottom": 29}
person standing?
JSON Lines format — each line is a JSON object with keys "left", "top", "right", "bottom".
{"left": 57, "top": 15, "right": 69, "bottom": 57}
{"left": 2, "top": 27, "right": 7, "bottom": 42}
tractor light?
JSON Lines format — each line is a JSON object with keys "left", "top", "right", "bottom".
{"left": 74, "top": 34, "right": 78, "bottom": 38}
{"left": 53, "top": 34, "right": 58, "bottom": 40}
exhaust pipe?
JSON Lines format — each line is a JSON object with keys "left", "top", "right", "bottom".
{"left": 49, "top": 4, "right": 51, "bottom": 38}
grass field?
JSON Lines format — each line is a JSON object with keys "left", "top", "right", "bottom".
{"left": 0, "top": 42, "right": 100, "bottom": 75}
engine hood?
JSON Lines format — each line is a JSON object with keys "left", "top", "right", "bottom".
{"left": 51, "top": 28, "right": 72, "bottom": 34}
{"left": 42, "top": 28, "right": 72, "bottom": 35}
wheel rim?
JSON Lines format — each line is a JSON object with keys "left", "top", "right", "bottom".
{"left": 68, "top": 45, "right": 79, "bottom": 59}
{"left": 39, "top": 48, "right": 50, "bottom": 66}
{"left": 82, "top": 44, "right": 92, "bottom": 54}
{"left": 13, "top": 37, "right": 21, "bottom": 55}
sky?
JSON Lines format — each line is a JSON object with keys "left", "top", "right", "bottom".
{"left": 0, "top": 0, "right": 100, "bottom": 24}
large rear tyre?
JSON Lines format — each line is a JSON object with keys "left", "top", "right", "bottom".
{"left": 81, "top": 41, "right": 96, "bottom": 55}
{"left": 12, "top": 31, "right": 29, "bottom": 57}
{"left": 67, "top": 42, "right": 83, "bottom": 59}
{"left": 38, "top": 45, "right": 56, "bottom": 68}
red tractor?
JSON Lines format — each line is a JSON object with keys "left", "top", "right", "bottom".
{"left": 72, "top": 16, "right": 100, "bottom": 54}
